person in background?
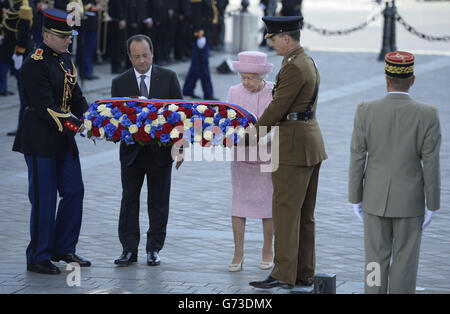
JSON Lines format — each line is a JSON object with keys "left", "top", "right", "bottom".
{"left": 182, "top": 0, "right": 218, "bottom": 101}
{"left": 227, "top": 51, "right": 274, "bottom": 272}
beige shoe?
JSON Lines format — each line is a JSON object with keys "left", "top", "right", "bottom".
{"left": 260, "top": 261, "right": 274, "bottom": 270}
{"left": 228, "top": 258, "right": 244, "bottom": 272}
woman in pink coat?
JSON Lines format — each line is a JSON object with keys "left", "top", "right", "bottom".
{"left": 227, "top": 51, "right": 274, "bottom": 272}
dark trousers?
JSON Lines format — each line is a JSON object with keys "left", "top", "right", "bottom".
{"left": 182, "top": 43, "right": 214, "bottom": 98}
{"left": 83, "top": 31, "right": 98, "bottom": 77}
{"left": 118, "top": 146, "right": 172, "bottom": 254}
{"left": 24, "top": 148, "right": 84, "bottom": 264}
{"left": 109, "top": 21, "right": 127, "bottom": 72}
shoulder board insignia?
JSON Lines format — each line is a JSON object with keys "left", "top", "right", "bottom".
{"left": 431, "top": 106, "right": 436, "bottom": 111}
{"left": 287, "top": 55, "right": 297, "bottom": 63}
{"left": 31, "top": 49, "right": 44, "bottom": 61}
{"left": 358, "top": 101, "right": 364, "bottom": 107}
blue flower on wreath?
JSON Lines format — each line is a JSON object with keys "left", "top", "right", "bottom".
{"left": 93, "top": 115, "right": 105, "bottom": 128}
{"left": 160, "top": 133, "right": 170, "bottom": 143}
{"left": 121, "top": 115, "right": 132, "bottom": 127}
{"left": 111, "top": 107, "right": 122, "bottom": 120}
{"left": 237, "top": 116, "right": 249, "bottom": 127}
{"left": 105, "top": 102, "right": 113, "bottom": 108}
{"left": 136, "top": 112, "right": 148, "bottom": 127}
{"left": 104, "top": 123, "right": 117, "bottom": 138}
{"left": 127, "top": 101, "right": 137, "bottom": 108}
{"left": 147, "top": 105, "right": 157, "bottom": 113}
{"left": 213, "top": 113, "right": 223, "bottom": 125}
{"left": 167, "top": 112, "right": 181, "bottom": 124}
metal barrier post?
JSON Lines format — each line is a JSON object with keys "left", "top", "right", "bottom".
{"left": 390, "top": 0, "right": 398, "bottom": 52}
{"left": 378, "top": 1, "right": 393, "bottom": 61}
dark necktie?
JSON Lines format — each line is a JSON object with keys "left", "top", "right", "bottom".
{"left": 139, "top": 75, "right": 148, "bottom": 98}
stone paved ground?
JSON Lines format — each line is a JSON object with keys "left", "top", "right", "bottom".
{"left": 0, "top": 0, "right": 449, "bottom": 295}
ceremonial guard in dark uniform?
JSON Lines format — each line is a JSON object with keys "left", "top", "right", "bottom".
{"left": 13, "top": 8, "right": 91, "bottom": 275}
{"left": 79, "top": 0, "right": 103, "bottom": 80}
{"left": 108, "top": 0, "right": 127, "bottom": 73}
{"left": 182, "top": 0, "right": 218, "bottom": 100}
{"left": 281, "top": 0, "right": 303, "bottom": 25}
{"left": 2, "top": 0, "right": 34, "bottom": 135}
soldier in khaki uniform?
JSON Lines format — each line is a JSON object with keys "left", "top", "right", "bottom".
{"left": 349, "top": 51, "right": 441, "bottom": 294}
{"left": 250, "top": 16, "right": 327, "bottom": 290}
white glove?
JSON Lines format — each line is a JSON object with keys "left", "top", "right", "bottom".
{"left": 12, "top": 54, "right": 23, "bottom": 70}
{"left": 196, "top": 36, "right": 206, "bottom": 49}
{"left": 353, "top": 202, "right": 363, "bottom": 222}
{"left": 422, "top": 210, "right": 436, "bottom": 230}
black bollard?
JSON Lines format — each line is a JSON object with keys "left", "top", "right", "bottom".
{"left": 378, "top": 2, "right": 393, "bottom": 61}
{"left": 241, "top": 0, "right": 249, "bottom": 12}
{"left": 390, "top": 0, "right": 398, "bottom": 52}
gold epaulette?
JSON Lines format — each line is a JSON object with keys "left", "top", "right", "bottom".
{"left": 358, "top": 101, "right": 364, "bottom": 107}
{"left": 431, "top": 106, "right": 436, "bottom": 111}
{"left": 31, "top": 48, "right": 44, "bottom": 61}
{"left": 191, "top": 0, "right": 202, "bottom": 3}
{"left": 19, "top": 0, "right": 33, "bottom": 21}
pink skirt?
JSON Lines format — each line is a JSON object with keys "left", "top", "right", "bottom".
{"left": 231, "top": 161, "right": 273, "bottom": 219}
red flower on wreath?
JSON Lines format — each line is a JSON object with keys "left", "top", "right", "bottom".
{"left": 148, "top": 112, "right": 158, "bottom": 120}
{"left": 204, "top": 108, "right": 214, "bottom": 117}
{"left": 163, "top": 110, "right": 173, "bottom": 118}
{"left": 162, "top": 123, "right": 173, "bottom": 134}
{"left": 92, "top": 127, "right": 100, "bottom": 137}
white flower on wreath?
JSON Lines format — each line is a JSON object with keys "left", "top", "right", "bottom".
{"left": 144, "top": 124, "right": 151, "bottom": 134}
{"left": 196, "top": 105, "right": 207, "bottom": 113}
{"left": 84, "top": 119, "right": 92, "bottom": 131}
{"left": 203, "top": 130, "right": 214, "bottom": 141}
{"left": 129, "top": 125, "right": 139, "bottom": 134}
{"left": 205, "top": 117, "right": 214, "bottom": 125}
{"left": 142, "top": 107, "right": 150, "bottom": 112}
{"left": 226, "top": 127, "right": 235, "bottom": 137}
{"left": 170, "top": 128, "right": 180, "bottom": 139}
{"left": 110, "top": 118, "right": 119, "bottom": 128}
{"left": 99, "top": 127, "right": 105, "bottom": 138}
{"left": 227, "top": 109, "right": 236, "bottom": 120}
{"left": 168, "top": 104, "right": 179, "bottom": 112}
{"left": 158, "top": 116, "right": 166, "bottom": 124}
{"left": 178, "top": 111, "right": 187, "bottom": 121}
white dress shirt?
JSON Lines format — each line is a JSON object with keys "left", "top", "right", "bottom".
{"left": 134, "top": 66, "right": 152, "bottom": 96}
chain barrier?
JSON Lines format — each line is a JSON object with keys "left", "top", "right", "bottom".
{"left": 395, "top": 14, "right": 450, "bottom": 42}
{"left": 303, "top": 10, "right": 382, "bottom": 36}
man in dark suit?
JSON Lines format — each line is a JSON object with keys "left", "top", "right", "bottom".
{"left": 111, "top": 34, "right": 182, "bottom": 266}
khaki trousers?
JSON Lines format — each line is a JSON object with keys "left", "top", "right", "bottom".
{"left": 270, "top": 163, "right": 321, "bottom": 285}
{"left": 364, "top": 213, "right": 424, "bottom": 294}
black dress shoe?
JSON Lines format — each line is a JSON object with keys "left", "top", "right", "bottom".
{"left": 114, "top": 251, "right": 137, "bottom": 265}
{"left": 6, "top": 131, "right": 17, "bottom": 136}
{"left": 51, "top": 253, "right": 91, "bottom": 267}
{"left": 204, "top": 96, "right": 219, "bottom": 101}
{"left": 295, "top": 278, "right": 314, "bottom": 287}
{"left": 27, "top": 260, "right": 60, "bottom": 275}
{"left": 147, "top": 251, "right": 160, "bottom": 266}
{"left": 183, "top": 94, "right": 201, "bottom": 99}
{"left": 249, "top": 276, "right": 294, "bottom": 290}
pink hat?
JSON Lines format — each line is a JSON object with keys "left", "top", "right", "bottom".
{"left": 232, "top": 51, "right": 273, "bottom": 74}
